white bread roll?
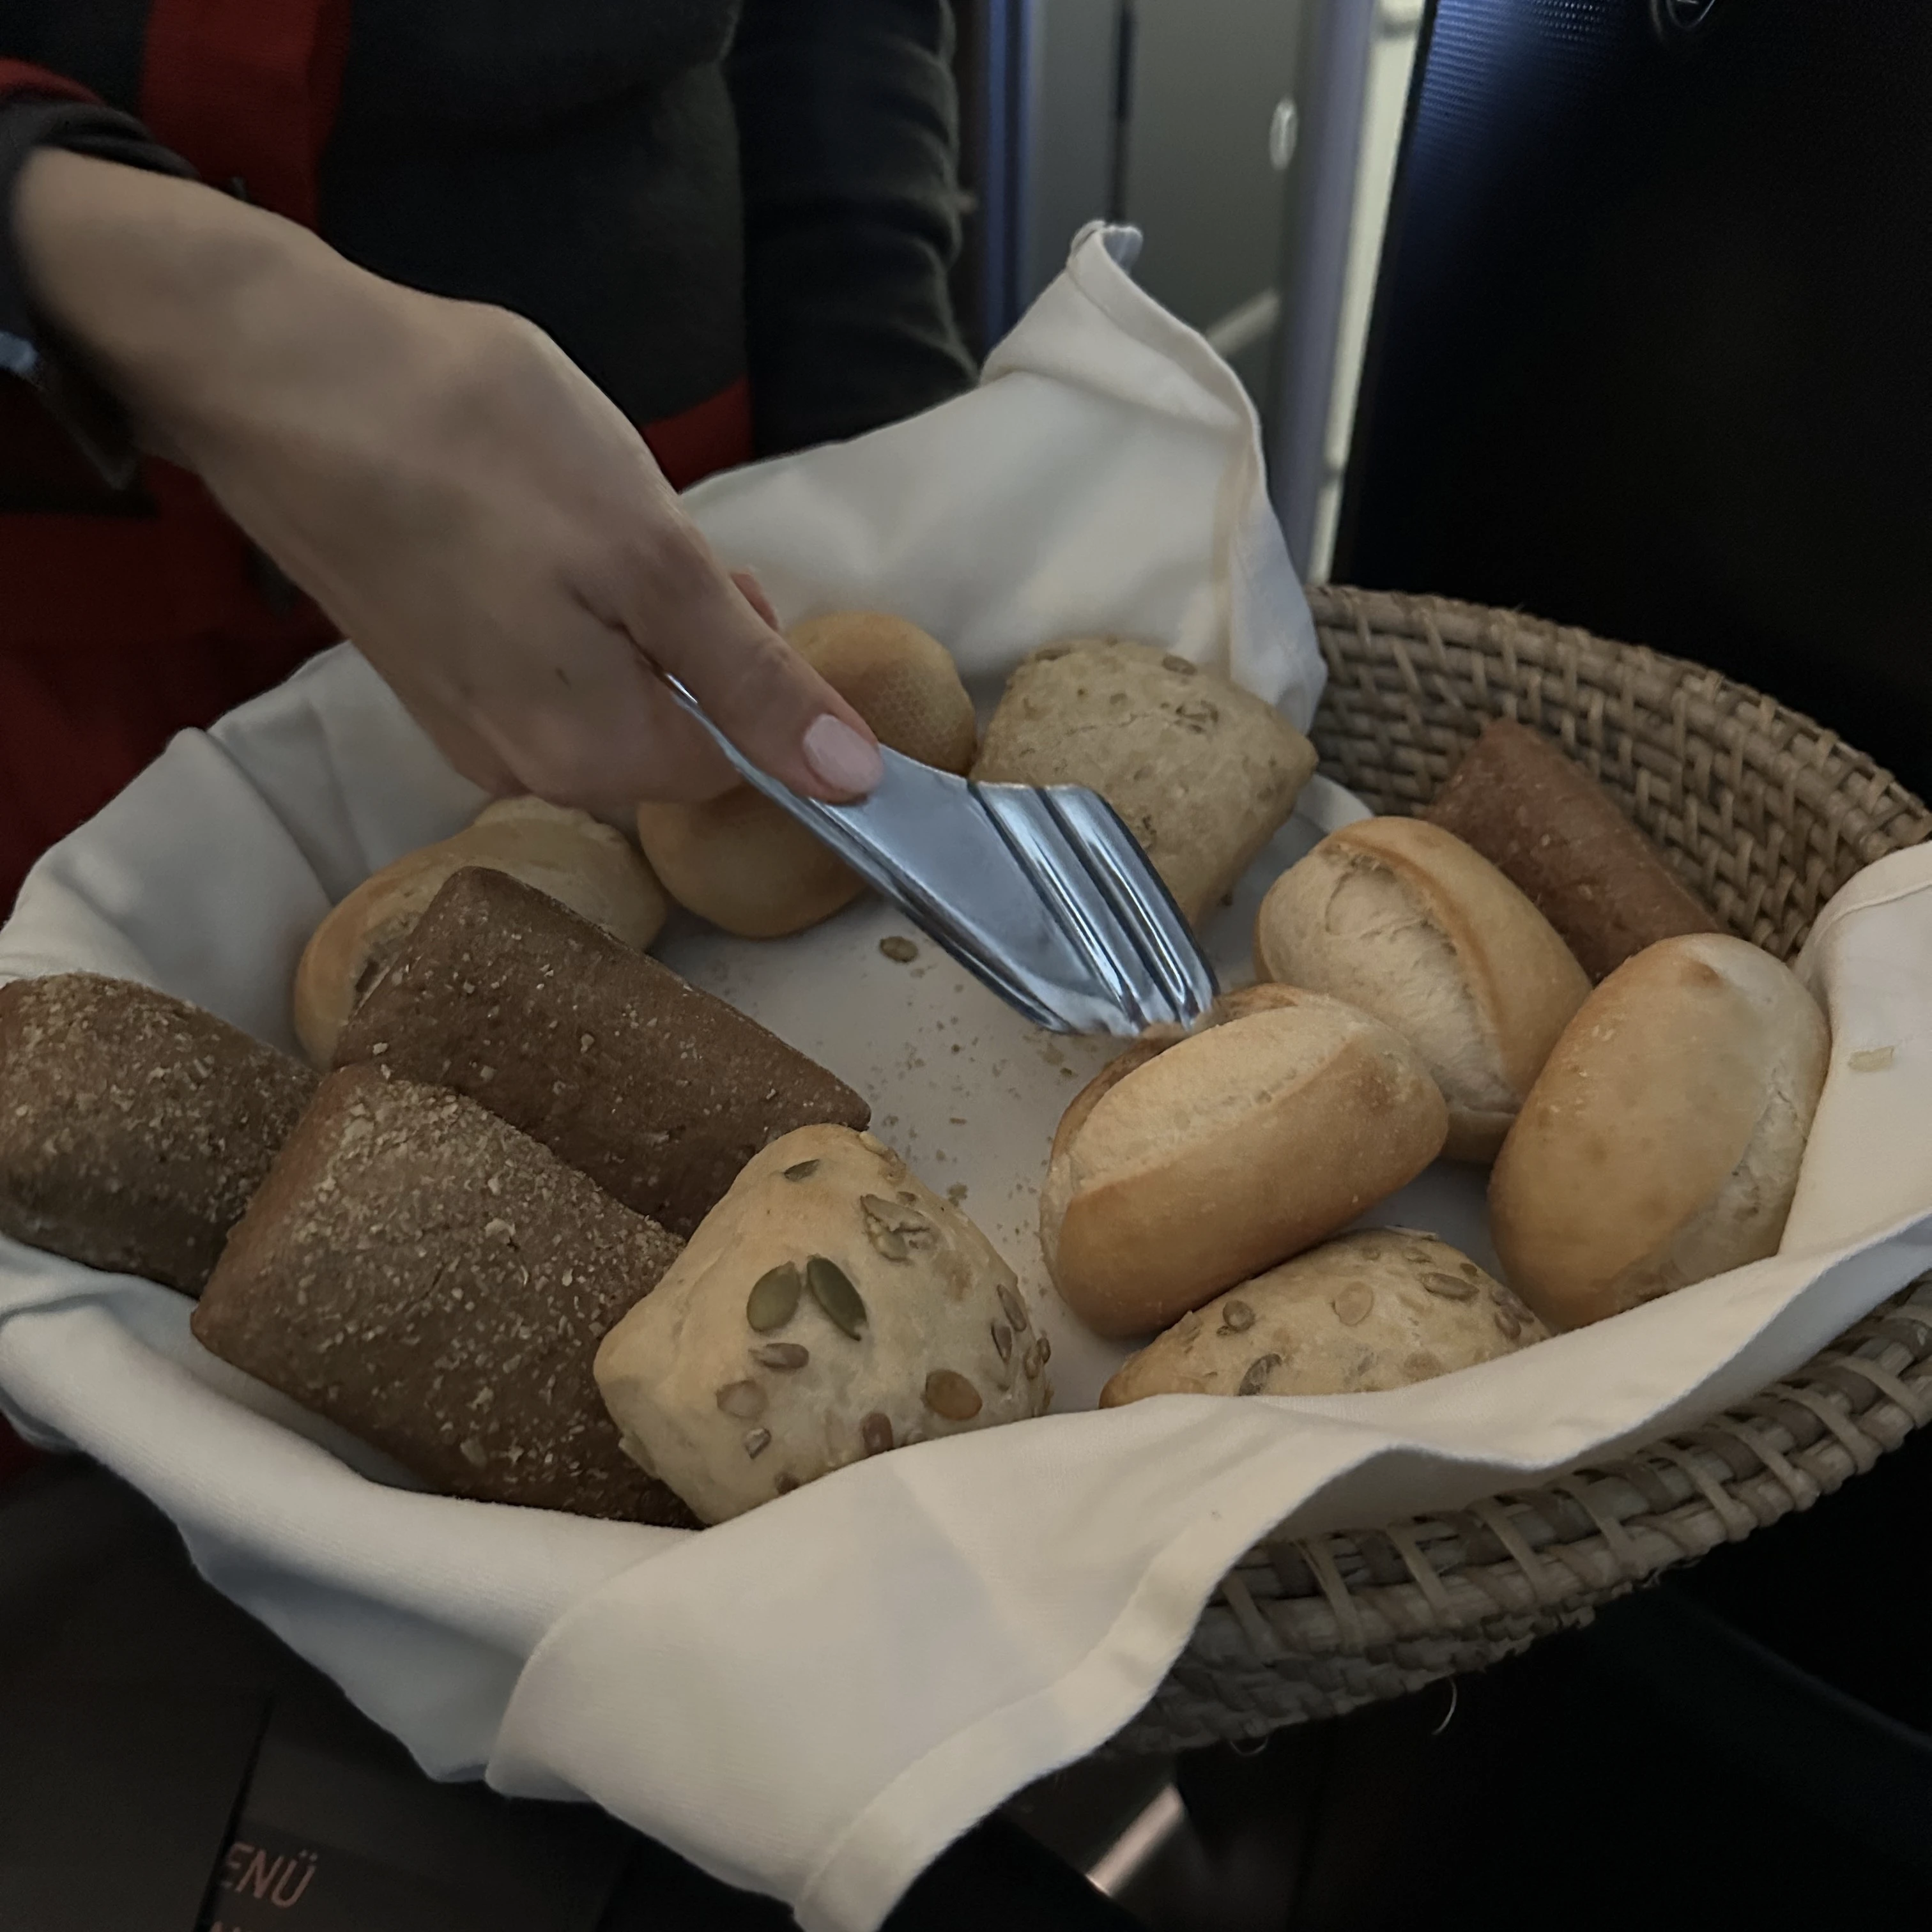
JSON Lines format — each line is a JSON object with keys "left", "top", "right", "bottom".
{"left": 1490, "top": 933, "right": 1829, "bottom": 1330}
{"left": 972, "top": 638, "right": 1317, "bottom": 925}
{"left": 595, "top": 1124, "right": 1044, "bottom": 1522}
{"left": 1043, "top": 989, "right": 1448, "bottom": 1338}
{"left": 1100, "top": 1229, "right": 1547, "bottom": 1405}
{"left": 292, "top": 797, "right": 666, "bottom": 1066}
{"left": 1254, "top": 817, "right": 1589, "bottom": 1162}
{"left": 636, "top": 611, "right": 975, "bottom": 939}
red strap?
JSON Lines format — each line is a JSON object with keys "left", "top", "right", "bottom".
{"left": 140, "top": 0, "right": 351, "bottom": 227}
{"left": 0, "top": 1418, "right": 37, "bottom": 1490}
{"left": 0, "top": 61, "right": 103, "bottom": 107}
{"left": 643, "top": 376, "right": 755, "bottom": 493}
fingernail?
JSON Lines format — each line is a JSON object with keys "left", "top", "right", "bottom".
{"left": 803, "top": 714, "right": 884, "bottom": 795}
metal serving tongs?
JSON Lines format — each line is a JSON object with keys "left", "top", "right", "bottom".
{"left": 656, "top": 670, "right": 1217, "bottom": 1038}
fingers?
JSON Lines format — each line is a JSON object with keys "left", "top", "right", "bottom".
{"left": 425, "top": 723, "right": 520, "bottom": 800}
{"left": 466, "top": 611, "right": 747, "bottom": 814}
{"left": 597, "top": 522, "right": 882, "bottom": 802}
{"left": 730, "top": 568, "right": 781, "bottom": 632}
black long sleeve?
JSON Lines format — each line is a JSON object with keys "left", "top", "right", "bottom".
{"left": 726, "top": 0, "right": 977, "bottom": 457}
{"left": 0, "top": 87, "right": 193, "bottom": 509}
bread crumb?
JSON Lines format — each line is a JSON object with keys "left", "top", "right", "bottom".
{"left": 879, "top": 936, "right": 918, "bottom": 964}
{"left": 1849, "top": 1045, "right": 1896, "bottom": 1073}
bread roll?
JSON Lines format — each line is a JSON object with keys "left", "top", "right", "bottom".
{"left": 1100, "top": 1229, "right": 1547, "bottom": 1405}
{"left": 1490, "top": 933, "right": 1828, "bottom": 1329}
{"left": 1043, "top": 990, "right": 1448, "bottom": 1337}
{"left": 194, "top": 1066, "right": 694, "bottom": 1525}
{"left": 1422, "top": 718, "right": 1718, "bottom": 980}
{"left": 596, "top": 1124, "right": 1045, "bottom": 1522}
{"left": 788, "top": 611, "right": 979, "bottom": 774}
{"left": 293, "top": 796, "right": 667, "bottom": 1064}
{"left": 1254, "top": 817, "right": 1589, "bottom": 1162}
{"left": 973, "top": 639, "right": 1318, "bottom": 924}
{"left": 636, "top": 611, "right": 976, "bottom": 938}
{"left": 0, "top": 974, "right": 316, "bottom": 1294}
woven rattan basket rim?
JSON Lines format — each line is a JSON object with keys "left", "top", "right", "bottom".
{"left": 1119, "top": 587, "right": 1932, "bottom": 1754}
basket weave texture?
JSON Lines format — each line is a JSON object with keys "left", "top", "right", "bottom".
{"left": 1116, "top": 586, "right": 1932, "bottom": 1754}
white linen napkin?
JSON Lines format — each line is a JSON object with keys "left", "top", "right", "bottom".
{"left": 3, "top": 227, "right": 1928, "bottom": 1932}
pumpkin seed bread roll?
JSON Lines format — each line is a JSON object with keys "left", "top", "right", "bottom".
{"left": 973, "top": 638, "right": 1317, "bottom": 924}
{"left": 334, "top": 867, "right": 870, "bottom": 1238}
{"left": 596, "top": 1124, "right": 1045, "bottom": 1524}
{"left": 193, "top": 1066, "right": 694, "bottom": 1525}
{"left": 1101, "top": 1230, "right": 1547, "bottom": 1406}
{"left": 0, "top": 973, "right": 316, "bottom": 1294}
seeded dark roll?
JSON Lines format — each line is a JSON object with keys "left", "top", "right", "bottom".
{"left": 0, "top": 973, "right": 317, "bottom": 1294}
{"left": 1422, "top": 718, "right": 1718, "bottom": 981}
{"left": 334, "top": 867, "right": 871, "bottom": 1236}
{"left": 193, "top": 1066, "right": 696, "bottom": 1526}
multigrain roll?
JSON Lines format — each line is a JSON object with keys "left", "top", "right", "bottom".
{"left": 0, "top": 974, "right": 316, "bottom": 1294}
{"left": 972, "top": 638, "right": 1317, "bottom": 924}
{"left": 636, "top": 611, "right": 976, "bottom": 938}
{"left": 1422, "top": 718, "right": 1718, "bottom": 980}
{"left": 334, "top": 868, "right": 870, "bottom": 1236}
{"left": 293, "top": 795, "right": 667, "bottom": 1064}
{"left": 1043, "top": 989, "right": 1448, "bottom": 1337}
{"left": 1100, "top": 1230, "right": 1547, "bottom": 1405}
{"left": 1490, "top": 933, "right": 1829, "bottom": 1330}
{"left": 1254, "top": 817, "right": 1589, "bottom": 1161}
{"left": 193, "top": 1067, "right": 694, "bottom": 1524}
{"left": 596, "top": 1124, "right": 1045, "bottom": 1522}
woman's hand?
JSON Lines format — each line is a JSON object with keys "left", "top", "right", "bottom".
{"left": 12, "top": 149, "right": 882, "bottom": 812}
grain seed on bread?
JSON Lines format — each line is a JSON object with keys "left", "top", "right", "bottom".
{"left": 972, "top": 638, "right": 1317, "bottom": 924}
{"left": 1100, "top": 1229, "right": 1547, "bottom": 1405}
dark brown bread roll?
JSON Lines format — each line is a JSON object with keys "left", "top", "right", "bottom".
{"left": 1422, "top": 718, "right": 1719, "bottom": 980}
{"left": 0, "top": 974, "right": 316, "bottom": 1294}
{"left": 333, "top": 867, "right": 870, "bottom": 1237}
{"left": 192, "top": 1066, "right": 695, "bottom": 1525}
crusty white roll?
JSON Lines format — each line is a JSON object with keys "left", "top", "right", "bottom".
{"left": 1255, "top": 816, "right": 1589, "bottom": 1162}
{"left": 1100, "top": 1229, "right": 1547, "bottom": 1406}
{"left": 636, "top": 611, "right": 976, "bottom": 939}
{"left": 1490, "top": 933, "right": 1829, "bottom": 1330}
{"left": 1043, "top": 988, "right": 1448, "bottom": 1338}
{"left": 292, "top": 797, "right": 666, "bottom": 1066}
{"left": 595, "top": 1124, "right": 1046, "bottom": 1522}
{"left": 972, "top": 638, "right": 1318, "bottom": 925}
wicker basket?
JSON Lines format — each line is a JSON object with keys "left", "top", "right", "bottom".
{"left": 1115, "top": 586, "right": 1932, "bottom": 1755}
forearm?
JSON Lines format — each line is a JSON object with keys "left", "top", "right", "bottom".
{"left": 13, "top": 147, "right": 354, "bottom": 455}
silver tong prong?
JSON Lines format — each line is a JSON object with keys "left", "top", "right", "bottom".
{"left": 650, "top": 666, "right": 1217, "bottom": 1037}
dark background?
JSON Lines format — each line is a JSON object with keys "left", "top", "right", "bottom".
{"left": 1334, "top": 0, "right": 1932, "bottom": 804}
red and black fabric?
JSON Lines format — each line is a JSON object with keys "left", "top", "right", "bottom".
{"left": 0, "top": 8, "right": 358, "bottom": 915}
{"left": 0, "top": 0, "right": 973, "bottom": 914}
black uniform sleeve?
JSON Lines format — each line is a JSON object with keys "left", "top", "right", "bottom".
{"left": 0, "top": 88, "right": 194, "bottom": 510}
{"left": 726, "top": 0, "right": 977, "bottom": 457}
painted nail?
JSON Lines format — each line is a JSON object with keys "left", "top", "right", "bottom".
{"left": 803, "top": 714, "right": 884, "bottom": 795}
